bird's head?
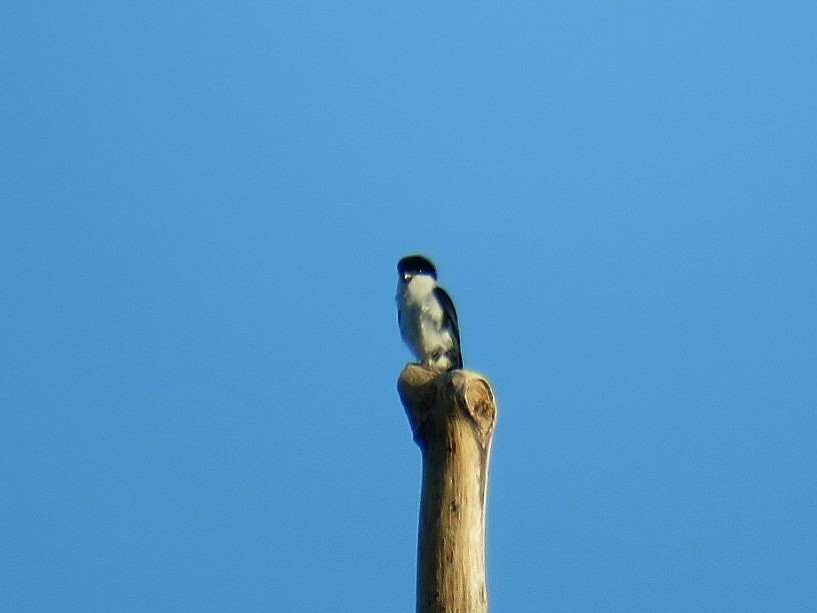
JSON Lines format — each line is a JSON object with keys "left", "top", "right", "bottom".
{"left": 397, "top": 254, "right": 437, "bottom": 283}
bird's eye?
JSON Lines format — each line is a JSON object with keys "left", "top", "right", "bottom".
{"left": 404, "top": 273, "right": 412, "bottom": 281}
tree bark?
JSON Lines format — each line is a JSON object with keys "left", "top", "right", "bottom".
{"left": 398, "top": 364, "right": 498, "bottom": 613}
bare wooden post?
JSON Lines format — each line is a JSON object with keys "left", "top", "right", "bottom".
{"left": 398, "top": 363, "right": 498, "bottom": 613}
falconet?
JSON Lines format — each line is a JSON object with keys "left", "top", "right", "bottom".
{"left": 396, "top": 255, "right": 462, "bottom": 372}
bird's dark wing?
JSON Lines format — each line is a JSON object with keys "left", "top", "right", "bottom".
{"left": 433, "top": 286, "right": 463, "bottom": 369}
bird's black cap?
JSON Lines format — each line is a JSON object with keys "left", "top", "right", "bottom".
{"left": 397, "top": 254, "right": 437, "bottom": 280}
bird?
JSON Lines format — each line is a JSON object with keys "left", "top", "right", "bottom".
{"left": 396, "top": 254, "right": 462, "bottom": 371}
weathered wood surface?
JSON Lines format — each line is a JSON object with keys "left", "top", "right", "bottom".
{"left": 398, "top": 364, "right": 498, "bottom": 613}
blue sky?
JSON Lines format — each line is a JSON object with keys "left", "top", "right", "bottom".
{"left": 2, "top": 3, "right": 815, "bottom": 611}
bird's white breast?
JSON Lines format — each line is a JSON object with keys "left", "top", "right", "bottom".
{"left": 397, "top": 275, "right": 451, "bottom": 361}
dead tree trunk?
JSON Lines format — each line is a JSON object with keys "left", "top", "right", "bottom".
{"left": 398, "top": 364, "right": 498, "bottom": 613}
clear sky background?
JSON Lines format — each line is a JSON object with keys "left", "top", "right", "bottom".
{"left": 2, "top": 3, "right": 815, "bottom": 611}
